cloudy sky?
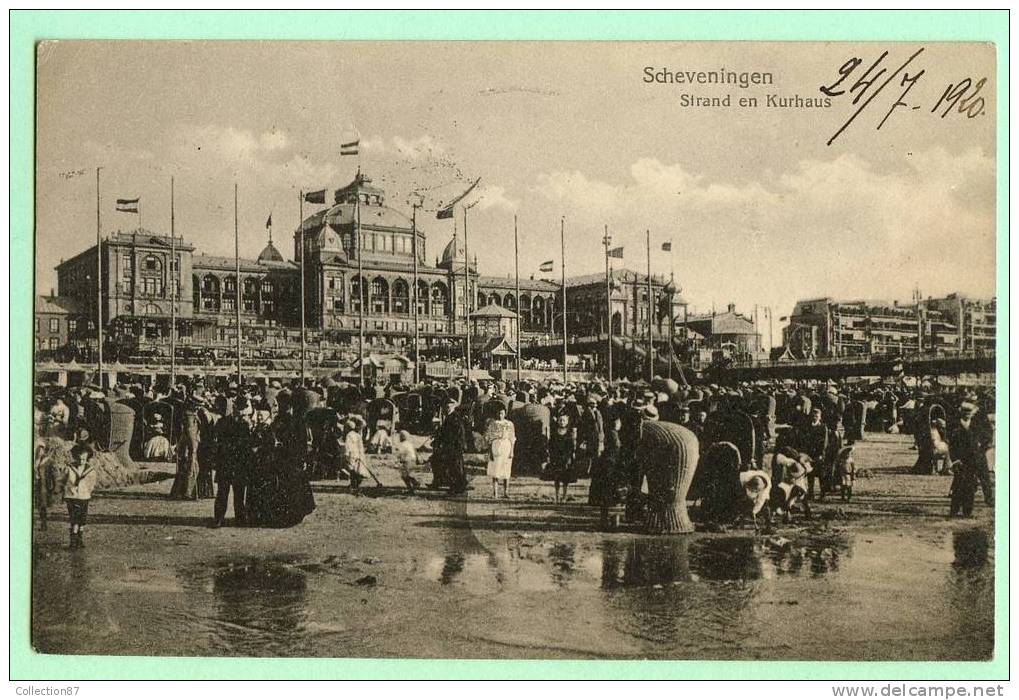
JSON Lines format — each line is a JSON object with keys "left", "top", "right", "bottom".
{"left": 36, "top": 41, "right": 996, "bottom": 344}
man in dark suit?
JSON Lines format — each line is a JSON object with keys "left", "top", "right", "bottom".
{"left": 948, "top": 402, "right": 992, "bottom": 517}
{"left": 213, "top": 397, "right": 254, "bottom": 527}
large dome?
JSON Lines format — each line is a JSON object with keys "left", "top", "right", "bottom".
{"left": 320, "top": 202, "right": 415, "bottom": 231}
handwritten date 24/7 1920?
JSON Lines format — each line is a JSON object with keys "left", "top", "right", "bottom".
{"left": 820, "top": 46, "right": 988, "bottom": 146}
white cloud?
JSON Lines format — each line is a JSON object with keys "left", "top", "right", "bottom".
{"left": 475, "top": 184, "right": 519, "bottom": 212}
{"left": 528, "top": 149, "right": 995, "bottom": 324}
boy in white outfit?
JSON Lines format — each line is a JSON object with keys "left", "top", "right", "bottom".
{"left": 63, "top": 443, "right": 98, "bottom": 549}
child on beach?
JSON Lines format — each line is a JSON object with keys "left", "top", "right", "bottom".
{"left": 62, "top": 443, "right": 98, "bottom": 549}
{"left": 393, "top": 429, "right": 421, "bottom": 495}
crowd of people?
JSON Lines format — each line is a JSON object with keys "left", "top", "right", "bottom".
{"left": 33, "top": 371, "right": 995, "bottom": 547}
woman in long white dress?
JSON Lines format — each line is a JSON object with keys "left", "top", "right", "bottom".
{"left": 485, "top": 405, "right": 516, "bottom": 498}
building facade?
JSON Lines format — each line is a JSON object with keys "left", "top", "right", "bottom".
{"left": 47, "top": 173, "right": 580, "bottom": 365}
{"left": 677, "top": 303, "right": 763, "bottom": 361}
{"left": 34, "top": 295, "right": 88, "bottom": 355}
{"left": 779, "top": 295, "right": 995, "bottom": 359}
{"left": 559, "top": 269, "right": 688, "bottom": 341}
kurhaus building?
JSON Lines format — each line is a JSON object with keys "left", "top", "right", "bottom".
{"left": 49, "top": 173, "right": 587, "bottom": 360}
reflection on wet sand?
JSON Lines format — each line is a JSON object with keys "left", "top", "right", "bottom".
{"left": 32, "top": 517, "right": 993, "bottom": 659}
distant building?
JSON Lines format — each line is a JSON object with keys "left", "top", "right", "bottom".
{"left": 926, "top": 293, "right": 997, "bottom": 352}
{"left": 562, "top": 268, "right": 687, "bottom": 341}
{"left": 778, "top": 295, "right": 993, "bottom": 359}
{"left": 676, "top": 303, "right": 763, "bottom": 362}
{"left": 34, "top": 295, "right": 88, "bottom": 355}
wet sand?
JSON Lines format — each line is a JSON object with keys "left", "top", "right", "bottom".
{"left": 31, "top": 433, "right": 994, "bottom": 660}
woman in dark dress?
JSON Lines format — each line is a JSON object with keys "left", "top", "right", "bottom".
{"left": 588, "top": 407, "right": 622, "bottom": 525}
{"left": 273, "top": 406, "right": 316, "bottom": 527}
{"left": 246, "top": 407, "right": 316, "bottom": 528}
{"left": 195, "top": 403, "right": 217, "bottom": 499}
{"left": 431, "top": 401, "right": 471, "bottom": 495}
{"left": 547, "top": 412, "right": 578, "bottom": 503}
{"left": 244, "top": 412, "right": 279, "bottom": 527}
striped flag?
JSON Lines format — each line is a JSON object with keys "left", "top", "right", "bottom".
{"left": 304, "top": 189, "right": 326, "bottom": 204}
{"left": 340, "top": 139, "right": 359, "bottom": 156}
{"left": 539, "top": 260, "right": 554, "bottom": 273}
{"left": 116, "top": 198, "right": 139, "bottom": 213}
{"left": 608, "top": 246, "right": 624, "bottom": 259}
{"left": 661, "top": 241, "right": 672, "bottom": 252}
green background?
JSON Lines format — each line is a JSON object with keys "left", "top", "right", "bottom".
{"left": 9, "top": 9, "right": 1010, "bottom": 680}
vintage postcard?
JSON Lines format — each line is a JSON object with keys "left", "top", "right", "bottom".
{"left": 24, "top": 31, "right": 1001, "bottom": 673}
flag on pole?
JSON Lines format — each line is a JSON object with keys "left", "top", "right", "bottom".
{"left": 437, "top": 178, "right": 481, "bottom": 219}
{"left": 661, "top": 241, "right": 672, "bottom": 252}
{"left": 539, "top": 260, "right": 554, "bottom": 273}
{"left": 340, "top": 139, "right": 360, "bottom": 156}
{"left": 116, "top": 198, "right": 139, "bottom": 213}
{"left": 304, "top": 189, "right": 326, "bottom": 204}
{"left": 608, "top": 246, "right": 624, "bottom": 259}
{"left": 265, "top": 213, "right": 272, "bottom": 228}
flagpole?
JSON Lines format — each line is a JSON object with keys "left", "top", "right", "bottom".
{"left": 356, "top": 181, "right": 364, "bottom": 386}
{"left": 170, "top": 176, "right": 176, "bottom": 386}
{"left": 561, "top": 216, "right": 567, "bottom": 384}
{"left": 514, "top": 214, "right": 521, "bottom": 384}
{"left": 604, "top": 225, "right": 613, "bottom": 383}
{"left": 463, "top": 205, "right": 472, "bottom": 378}
{"left": 234, "top": 183, "right": 242, "bottom": 386}
{"left": 412, "top": 200, "right": 421, "bottom": 384}
{"left": 299, "top": 190, "right": 306, "bottom": 383}
{"left": 646, "top": 229, "right": 653, "bottom": 383}
{"left": 95, "top": 167, "right": 103, "bottom": 388}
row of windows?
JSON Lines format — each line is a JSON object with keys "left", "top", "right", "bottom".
{"left": 199, "top": 297, "right": 278, "bottom": 314}
{"left": 36, "top": 318, "right": 66, "bottom": 333}
{"left": 357, "top": 233, "right": 416, "bottom": 255}
{"left": 120, "top": 253, "right": 181, "bottom": 280}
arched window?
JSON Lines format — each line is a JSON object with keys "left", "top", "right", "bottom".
{"left": 503, "top": 293, "right": 516, "bottom": 311}
{"left": 200, "top": 275, "right": 221, "bottom": 312}
{"left": 370, "top": 277, "right": 389, "bottom": 314}
{"left": 350, "top": 276, "right": 368, "bottom": 314}
{"left": 242, "top": 278, "right": 259, "bottom": 313}
{"left": 416, "top": 280, "right": 430, "bottom": 315}
{"left": 140, "top": 255, "right": 163, "bottom": 296}
{"left": 431, "top": 282, "right": 449, "bottom": 317}
{"left": 392, "top": 278, "right": 410, "bottom": 314}
{"left": 519, "top": 294, "right": 531, "bottom": 329}
{"left": 532, "top": 296, "right": 546, "bottom": 329}
{"left": 486, "top": 292, "right": 500, "bottom": 307}
{"left": 223, "top": 275, "right": 237, "bottom": 294}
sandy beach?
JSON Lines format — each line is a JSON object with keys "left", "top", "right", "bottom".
{"left": 31, "top": 432, "right": 994, "bottom": 661}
